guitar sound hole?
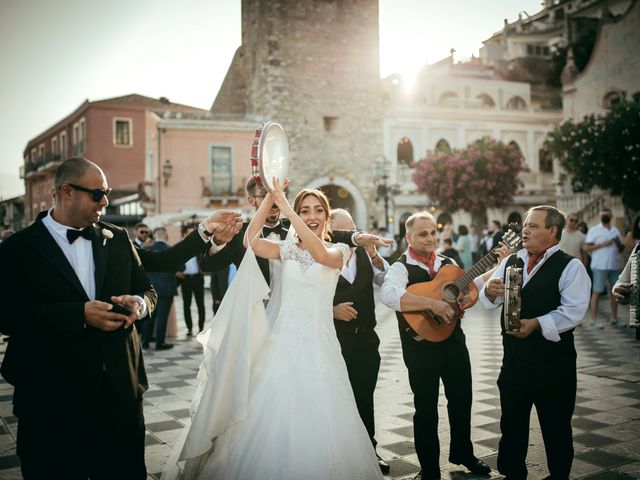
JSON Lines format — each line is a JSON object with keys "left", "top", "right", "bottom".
{"left": 443, "top": 284, "right": 460, "bottom": 303}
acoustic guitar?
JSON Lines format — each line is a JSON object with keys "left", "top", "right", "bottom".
{"left": 401, "top": 223, "right": 523, "bottom": 342}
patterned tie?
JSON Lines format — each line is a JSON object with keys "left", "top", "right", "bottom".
{"left": 526, "top": 252, "right": 542, "bottom": 274}
{"left": 67, "top": 227, "right": 95, "bottom": 244}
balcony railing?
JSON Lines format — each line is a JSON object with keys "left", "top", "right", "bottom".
{"left": 24, "top": 153, "right": 62, "bottom": 175}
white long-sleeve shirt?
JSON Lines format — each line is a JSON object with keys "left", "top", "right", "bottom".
{"left": 381, "top": 252, "right": 455, "bottom": 312}
{"left": 479, "top": 245, "right": 591, "bottom": 342}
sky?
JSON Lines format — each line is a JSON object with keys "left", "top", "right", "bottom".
{"left": 0, "top": 0, "right": 543, "bottom": 200}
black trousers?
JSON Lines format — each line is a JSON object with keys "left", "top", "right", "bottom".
{"left": 497, "top": 356, "right": 576, "bottom": 479}
{"left": 17, "top": 373, "right": 146, "bottom": 480}
{"left": 142, "top": 295, "right": 173, "bottom": 346}
{"left": 336, "top": 329, "right": 381, "bottom": 446}
{"left": 399, "top": 325, "right": 474, "bottom": 474}
{"left": 181, "top": 273, "right": 205, "bottom": 332}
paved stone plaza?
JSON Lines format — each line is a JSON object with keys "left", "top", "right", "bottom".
{"left": 0, "top": 293, "right": 639, "bottom": 479}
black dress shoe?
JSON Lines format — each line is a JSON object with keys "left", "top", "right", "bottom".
{"left": 156, "top": 343, "right": 174, "bottom": 351}
{"left": 451, "top": 457, "right": 491, "bottom": 475}
{"left": 376, "top": 454, "right": 390, "bottom": 474}
{"left": 413, "top": 470, "right": 441, "bottom": 480}
{"left": 142, "top": 342, "right": 150, "bottom": 350}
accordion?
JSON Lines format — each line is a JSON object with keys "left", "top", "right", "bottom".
{"left": 630, "top": 251, "right": 639, "bottom": 327}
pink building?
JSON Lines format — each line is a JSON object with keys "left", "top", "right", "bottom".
{"left": 21, "top": 95, "right": 256, "bottom": 235}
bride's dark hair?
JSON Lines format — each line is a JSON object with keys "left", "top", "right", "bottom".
{"left": 293, "top": 189, "right": 332, "bottom": 241}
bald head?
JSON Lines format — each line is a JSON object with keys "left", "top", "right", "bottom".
{"left": 54, "top": 157, "right": 104, "bottom": 189}
{"left": 330, "top": 208, "right": 356, "bottom": 230}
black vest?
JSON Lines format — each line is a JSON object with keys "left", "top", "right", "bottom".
{"left": 500, "top": 250, "right": 575, "bottom": 368}
{"left": 394, "top": 253, "right": 463, "bottom": 343}
{"left": 333, "top": 247, "right": 376, "bottom": 332}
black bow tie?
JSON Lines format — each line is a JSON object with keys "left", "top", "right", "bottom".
{"left": 262, "top": 224, "right": 287, "bottom": 238}
{"left": 67, "top": 227, "right": 95, "bottom": 244}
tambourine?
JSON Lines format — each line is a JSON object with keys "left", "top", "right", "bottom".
{"left": 250, "top": 121, "right": 290, "bottom": 192}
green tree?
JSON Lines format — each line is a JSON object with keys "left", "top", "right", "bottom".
{"left": 545, "top": 92, "right": 640, "bottom": 217}
{"left": 413, "top": 137, "right": 524, "bottom": 232}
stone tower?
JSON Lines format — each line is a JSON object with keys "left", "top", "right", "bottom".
{"left": 212, "top": 0, "right": 383, "bottom": 227}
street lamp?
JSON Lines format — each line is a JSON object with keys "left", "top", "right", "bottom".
{"left": 373, "top": 157, "right": 397, "bottom": 229}
{"left": 162, "top": 159, "right": 174, "bottom": 186}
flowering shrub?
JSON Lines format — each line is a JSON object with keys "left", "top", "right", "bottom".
{"left": 545, "top": 91, "right": 640, "bottom": 211}
{"left": 413, "top": 137, "right": 524, "bottom": 229}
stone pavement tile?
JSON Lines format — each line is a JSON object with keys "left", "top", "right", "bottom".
{"left": 574, "top": 431, "right": 621, "bottom": 448}
{"left": 383, "top": 458, "right": 420, "bottom": 478}
{"left": 575, "top": 449, "right": 636, "bottom": 468}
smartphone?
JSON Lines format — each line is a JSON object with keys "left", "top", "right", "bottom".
{"left": 111, "top": 303, "right": 132, "bottom": 316}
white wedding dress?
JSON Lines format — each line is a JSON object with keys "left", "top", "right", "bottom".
{"left": 164, "top": 239, "right": 383, "bottom": 480}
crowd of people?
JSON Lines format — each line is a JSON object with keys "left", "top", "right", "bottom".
{"left": 0, "top": 156, "right": 638, "bottom": 480}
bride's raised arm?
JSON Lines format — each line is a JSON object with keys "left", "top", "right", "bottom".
{"left": 243, "top": 190, "right": 280, "bottom": 259}
{"left": 272, "top": 178, "right": 343, "bottom": 269}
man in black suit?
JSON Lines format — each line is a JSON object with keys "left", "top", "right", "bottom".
{"left": 177, "top": 226, "right": 206, "bottom": 336}
{"left": 201, "top": 178, "right": 392, "bottom": 281}
{"left": 0, "top": 157, "right": 157, "bottom": 479}
{"left": 330, "top": 209, "right": 390, "bottom": 474}
{"left": 142, "top": 227, "right": 178, "bottom": 350}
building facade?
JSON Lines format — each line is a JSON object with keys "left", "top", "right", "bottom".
{"left": 381, "top": 58, "right": 563, "bottom": 234}
{"left": 211, "top": 0, "right": 383, "bottom": 228}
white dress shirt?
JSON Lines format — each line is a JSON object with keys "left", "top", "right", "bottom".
{"left": 479, "top": 245, "right": 591, "bottom": 342}
{"left": 42, "top": 210, "right": 147, "bottom": 318}
{"left": 184, "top": 256, "right": 200, "bottom": 275}
{"left": 42, "top": 210, "right": 96, "bottom": 300}
{"left": 381, "top": 251, "right": 455, "bottom": 312}
{"left": 340, "top": 248, "right": 389, "bottom": 286}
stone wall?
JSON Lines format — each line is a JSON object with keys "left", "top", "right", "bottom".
{"left": 212, "top": 0, "right": 384, "bottom": 219}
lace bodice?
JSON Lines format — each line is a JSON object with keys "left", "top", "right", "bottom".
{"left": 278, "top": 238, "right": 350, "bottom": 274}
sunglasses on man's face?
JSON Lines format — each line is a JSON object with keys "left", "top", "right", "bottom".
{"left": 138, "top": 230, "right": 150, "bottom": 235}
{"left": 66, "top": 183, "right": 112, "bottom": 202}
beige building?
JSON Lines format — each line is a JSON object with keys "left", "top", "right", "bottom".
{"left": 381, "top": 57, "right": 563, "bottom": 234}
{"left": 557, "top": 0, "right": 640, "bottom": 223}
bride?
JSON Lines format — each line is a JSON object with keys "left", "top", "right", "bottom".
{"left": 163, "top": 178, "right": 383, "bottom": 480}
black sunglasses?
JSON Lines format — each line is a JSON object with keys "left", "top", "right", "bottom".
{"left": 66, "top": 183, "right": 112, "bottom": 202}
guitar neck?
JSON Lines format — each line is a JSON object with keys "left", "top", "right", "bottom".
{"left": 453, "top": 251, "right": 499, "bottom": 290}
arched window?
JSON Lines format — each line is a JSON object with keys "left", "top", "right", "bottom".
{"left": 539, "top": 148, "right": 553, "bottom": 173}
{"left": 505, "top": 96, "right": 527, "bottom": 110}
{"left": 438, "top": 91, "right": 459, "bottom": 106}
{"left": 603, "top": 91, "right": 623, "bottom": 109}
{"left": 476, "top": 93, "right": 495, "bottom": 108}
{"left": 434, "top": 138, "right": 451, "bottom": 153}
{"left": 397, "top": 137, "right": 414, "bottom": 166}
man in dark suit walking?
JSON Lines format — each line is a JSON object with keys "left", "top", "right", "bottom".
{"left": 142, "top": 227, "right": 177, "bottom": 350}
{"left": 0, "top": 157, "right": 157, "bottom": 479}
{"left": 330, "top": 209, "right": 390, "bottom": 474}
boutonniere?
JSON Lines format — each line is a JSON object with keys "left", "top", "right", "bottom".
{"left": 101, "top": 228, "right": 113, "bottom": 246}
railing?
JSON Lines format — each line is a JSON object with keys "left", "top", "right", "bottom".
{"left": 556, "top": 190, "right": 623, "bottom": 225}
{"left": 24, "top": 153, "right": 61, "bottom": 174}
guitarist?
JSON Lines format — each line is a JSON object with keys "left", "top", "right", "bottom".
{"left": 381, "top": 212, "right": 490, "bottom": 480}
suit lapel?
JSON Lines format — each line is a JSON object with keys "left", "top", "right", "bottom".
{"left": 26, "top": 219, "right": 89, "bottom": 300}
{"left": 92, "top": 225, "right": 108, "bottom": 298}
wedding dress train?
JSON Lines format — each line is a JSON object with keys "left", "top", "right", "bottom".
{"left": 163, "top": 240, "right": 383, "bottom": 480}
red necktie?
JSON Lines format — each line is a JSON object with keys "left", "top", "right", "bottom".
{"left": 408, "top": 247, "right": 436, "bottom": 277}
{"left": 526, "top": 252, "right": 542, "bottom": 274}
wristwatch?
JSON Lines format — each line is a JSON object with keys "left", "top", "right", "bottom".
{"left": 198, "top": 222, "right": 213, "bottom": 239}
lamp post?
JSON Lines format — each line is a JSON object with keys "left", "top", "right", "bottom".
{"left": 162, "top": 159, "right": 174, "bottom": 186}
{"left": 373, "top": 157, "right": 396, "bottom": 230}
